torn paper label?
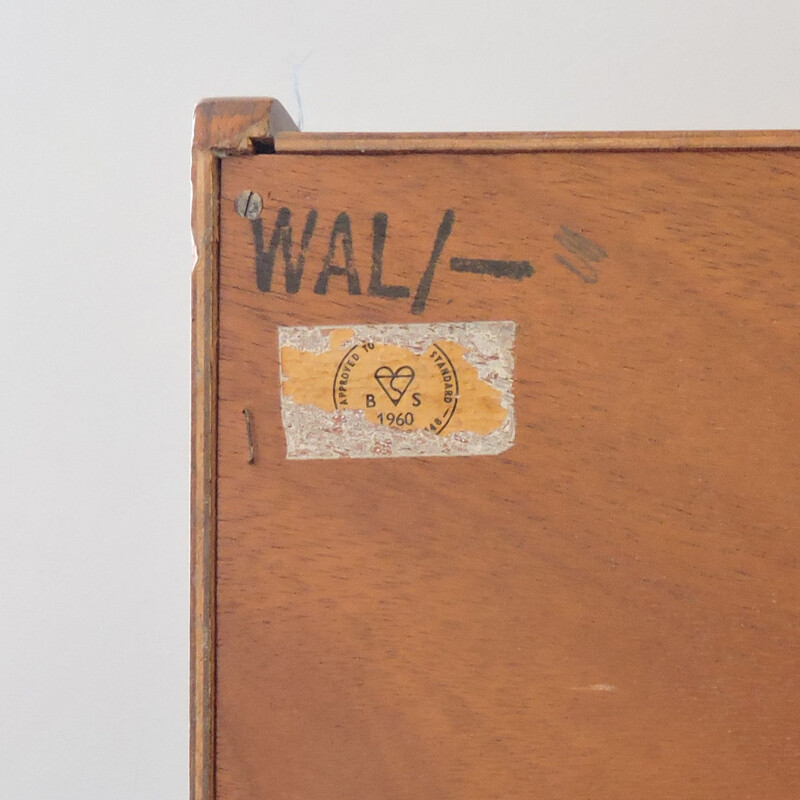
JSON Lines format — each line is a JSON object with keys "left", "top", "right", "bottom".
{"left": 278, "top": 321, "right": 516, "bottom": 460}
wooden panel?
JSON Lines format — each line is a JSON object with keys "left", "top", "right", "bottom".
{"left": 209, "top": 143, "right": 799, "bottom": 798}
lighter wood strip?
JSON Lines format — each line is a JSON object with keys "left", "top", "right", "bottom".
{"left": 274, "top": 129, "right": 800, "bottom": 154}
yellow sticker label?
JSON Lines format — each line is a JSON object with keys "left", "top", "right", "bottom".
{"left": 279, "top": 322, "right": 515, "bottom": 460}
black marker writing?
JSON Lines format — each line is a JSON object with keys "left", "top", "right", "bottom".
{"left": 450, "top": 258, "right": 534, "bottom": 280}
{"left": 242, "top": 204, "right": 606, "bottom": 311}
{"left": 314, "top": 212, "right": 362, "bottom": 295}
{"left": 251, "top": 207, "right": 317, "bottom": 294}
{"left": 411, "top": 209, "right": 455, "bottom": 315}
{"left": 368, "top": 213, "right": 410, "bottom": 299}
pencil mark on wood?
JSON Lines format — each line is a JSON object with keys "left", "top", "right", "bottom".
{"left": 554, "top": 225, "right": 607, "bottom": 284}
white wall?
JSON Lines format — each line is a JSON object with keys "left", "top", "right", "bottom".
{"left": 1, "top": 2, "right": 797, "bottom": 798}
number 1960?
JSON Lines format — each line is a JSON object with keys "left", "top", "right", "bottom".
{"left": 377, "top": 412, "right": 414, "bottom": 427}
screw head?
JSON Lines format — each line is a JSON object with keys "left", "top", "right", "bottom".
{"left": 235, "top": 190, "right": 263, "bottom": 220}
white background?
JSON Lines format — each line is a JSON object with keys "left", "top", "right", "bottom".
{"left": 1, "top": 2, "right": 798, "bottom": 798}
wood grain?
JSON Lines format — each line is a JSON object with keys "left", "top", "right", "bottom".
{"left": 191, "top": 98, "right": 297, "bottom": 800}
{"left": 200, "top": 119, "right": 800, "bottom": 798}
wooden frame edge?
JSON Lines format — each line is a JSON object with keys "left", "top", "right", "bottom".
{"left": 190, "top": 97, "right": 298, "bottom": 800}
{"left": 273, "top": 129, "right": 800, "bottom": 154}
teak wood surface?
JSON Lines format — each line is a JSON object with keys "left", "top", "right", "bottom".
{"left": 193, "top": 99, "right": 800, "bottom": 800}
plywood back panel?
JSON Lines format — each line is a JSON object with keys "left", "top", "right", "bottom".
{"left": 193, "top": 100, "right": 800, "bottom": 800}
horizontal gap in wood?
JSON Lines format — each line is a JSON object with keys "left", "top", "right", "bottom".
{"left": 252, "top": 137, "right": 276, "bottom": 154}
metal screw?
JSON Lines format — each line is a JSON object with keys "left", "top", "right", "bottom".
{"left": 235, "top": 190, "right": 263, "bottom": 220}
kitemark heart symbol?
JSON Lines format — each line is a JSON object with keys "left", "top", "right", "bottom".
{"left": 374, "top": 365, "right": 415, "bottom": 406}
